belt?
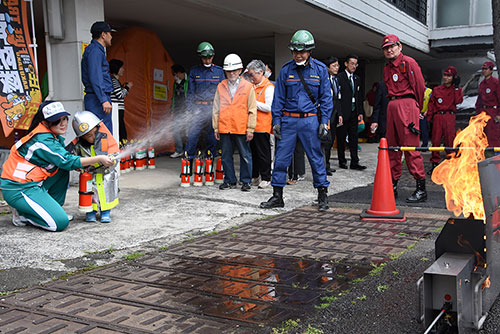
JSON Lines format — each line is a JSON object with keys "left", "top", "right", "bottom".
{"left": 85, "top": 92, "right": 111, "bottom": 95}
{"left": 481, "top": 105, "right": 498, "bottom": 109}
{"left": 283, "top": 111, "right": 316, "bottom": 118}
{"left": 438, "top": 111, "right": 455, "bottom": 115}
{"left": 390, "top": 94, "right": 416, "bottom": 100}
{"left": 195, "top": 101, "right": 213, "bottom": 105}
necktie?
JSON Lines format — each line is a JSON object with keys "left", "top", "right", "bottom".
{"left": 350, "top": 75, "right": 355, "bottom": 111}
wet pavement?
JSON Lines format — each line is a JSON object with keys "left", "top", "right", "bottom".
{"left": 0, "top": 206, "right": 448, "bottom": 333}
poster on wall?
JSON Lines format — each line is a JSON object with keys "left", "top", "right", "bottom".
{"left": 153, "top": 83, "right": 167, "bottom": 101}
{"left": 0, "top": 0, "right": 41, "bottom": 137}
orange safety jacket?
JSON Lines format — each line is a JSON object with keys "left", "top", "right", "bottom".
{"left": 1, "top": 124, "right": 59, "bottom": 183}
{"left": 254, "top": 77, "right": 274, "bottom": 133}
{"left": 217, "top": 79, "right": 254, "bottom": 135}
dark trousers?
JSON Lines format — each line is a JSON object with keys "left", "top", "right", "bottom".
{"left": 119, "top": 109, "right": 127, "bottom": 142}
{"left": 220, "top": 134, "right": 252, "bottom": 184}
{"left": 419, "top": 117, "right": 429, "bottom": 147}
{"left": 250, "top": 132, "right": 272, "bottom": 181}
{"left": 287, "top": 139, "right": 305, "bottom": 180}
{"left": 321, "top": 130, "right": 335, "bottom": 170}
{"left": 336, "top": 116, "right": 359, "bottom": 166}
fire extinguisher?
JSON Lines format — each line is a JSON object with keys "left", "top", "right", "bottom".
{"left": 78, "top": 171, "right": 93, "bottom": 212}
{"left": 180, "top": 153, "right": 191, "bottom": 187}
{"left": 205, "top": 150, "right": 214, "bottom": 185}
{"left": 135, "top": 141, "right": 145, "bottom": 170}
{"left": 215, "top": 149, "right": 224, "bottom": 184}
{"left": 193, "top": 151, "right": 204, "bottom": 186}
{"left": 119, "top": 147, "right": 127, "bottom": 173}
{"left": 147, "top": 142, "right": 155, "bottom": 169}
{"left": 139, "top": 141, "right": 148, "bottom": 169}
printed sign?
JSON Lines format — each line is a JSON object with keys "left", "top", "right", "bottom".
{"left": 153, "top": 83, "right": 167, "bottom": 101}
{"left": 154, "top": 68, "right": 163, "bottom": 82}
{"left": 0, "top": 0, "right": 41, "bottom": 136}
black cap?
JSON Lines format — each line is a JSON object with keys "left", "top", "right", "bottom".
{"left": 90, "top": 21, "right": 115, "bottom": 35}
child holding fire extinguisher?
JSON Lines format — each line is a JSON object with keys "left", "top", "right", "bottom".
{"left": 67, "top": 110, "right": 119, "bottom": 223}
{"left": 0, "top": 101, "right": 114, "bottom": 232}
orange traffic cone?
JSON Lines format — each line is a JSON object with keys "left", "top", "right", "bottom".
{"left": 360, "top": 138, "right": 405, "bottom": 221}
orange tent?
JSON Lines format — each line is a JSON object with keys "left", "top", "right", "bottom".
{"left": 107, "top": 27, "right": 175, "bottom": 153}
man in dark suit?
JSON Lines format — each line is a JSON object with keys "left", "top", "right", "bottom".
{"left": 336, "top": 54, "right": 366, "bottom": 170}
{"left": 371, "top": 80, "right": 388, "bottom": 140}
{"left": 322, "top": 56, "right": 340, "bottom": 175}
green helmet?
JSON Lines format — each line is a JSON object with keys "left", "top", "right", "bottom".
{"left": 288, "top": 30, "right": 315, "bottom": 51}
{"left": 197, "top": 42, "right": 215, "bottom": 57}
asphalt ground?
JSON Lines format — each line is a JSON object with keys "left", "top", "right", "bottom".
{"left": 1, "top": 142, "right": 499, "bottom": 333}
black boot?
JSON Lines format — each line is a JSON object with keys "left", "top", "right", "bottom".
{"left": 393, "top": 179, "right": 398, "bottom": 199}
{"left": 318, "top": 187, "right": 329, "bottom": 212}
{"left": 427, "top": 162, "right": 439, "bottom": 175}
{"left": 260, "top": 187, "right": 284, "bottom": 208}
{"left": 406, "top": 179, "right": 427, "bottom": 203}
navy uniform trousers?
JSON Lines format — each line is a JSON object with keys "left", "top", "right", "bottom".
{"left": 271, "top": 115, "right": 329, "bottom": 188}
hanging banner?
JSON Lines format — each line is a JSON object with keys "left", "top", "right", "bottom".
{"left": 0, "top": 0, "right": 41, "bottom": 137}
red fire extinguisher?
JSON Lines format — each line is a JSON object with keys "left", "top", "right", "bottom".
{"left": 215, "top": 149, "right": 224, "bottom": 184}
{"left": 193, "top": 151, "right": 204, "bottom": 186}
{"left": 78, "top": 171, "right": 93, "bottom": 212}
{"left": 180, "top": 154, "right": 191, "bottom": 187}
{"left": 147, "top": 142, "right": 155, "bottom": 169}
{"left": 205, "top": 150, "right": 214, "bottom": 185}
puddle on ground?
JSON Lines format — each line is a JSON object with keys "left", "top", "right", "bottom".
{"left": 157, "top": 255, "right": 372, "bottom": 325}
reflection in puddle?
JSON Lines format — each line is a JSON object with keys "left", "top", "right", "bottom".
{"left": 177, "top": 256, "right": 371, "bottom": 325}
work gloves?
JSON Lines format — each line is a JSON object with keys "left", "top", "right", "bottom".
{"left": 274, "top": 123, "right": 330, "bottom": 140}
{"left": 318, "top": 123, "right": 329, "bottom": 140}
{"left": 408, "top": 122, "right": 421, "bottom": 135}
{"left": 273, "top": 124, "right": 281, "bottom": 140}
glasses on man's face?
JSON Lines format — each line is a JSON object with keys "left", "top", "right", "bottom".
{"left": 348, "top": 62, "right": 358, "bottom": 67}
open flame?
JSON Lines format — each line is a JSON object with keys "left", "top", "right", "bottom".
{"left": 431, "top": 112, "right": 490, "bottom": 220}
{"left": 482, "top": 276, "right": 491, "bottom": 290}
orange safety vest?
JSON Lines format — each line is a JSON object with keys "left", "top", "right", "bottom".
{"left": 1, "top": 124, "right": 59, "bottom": 183}
{"left": 71, "top": 122, "right": 119, "bottom": 155}
{"left": 254, "top": 77, "right": 274, "bottom": 133}
{"left": 217, "top": 78, "right": 253, "bottom": 135}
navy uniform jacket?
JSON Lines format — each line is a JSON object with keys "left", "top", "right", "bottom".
{"left": 187, "top": 64, "right": 224, "bottom": 112}
{"left": 272, "top": 58, "right": 333, "bottom": 126}
{"left": 81, "top": 40, "right": 113, "bottom": 104}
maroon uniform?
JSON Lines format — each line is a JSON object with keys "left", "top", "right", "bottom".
{"left": 384, "top": 52, "right": 426, "bottom": 181}
{"left": 428, "top": 84, "right": 463, "bottom": 163}
{"left": 476, "top": 76, "right": 500, "bottom": 147}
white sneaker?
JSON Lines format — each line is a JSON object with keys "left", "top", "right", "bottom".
{"left": 251, "top": 177, "right": 260, "bottom": 186}
{"left": 11, "top": 208, "right": 27, "bottom": 227}
{"left": 297, "top": 174, "right": 306, "bottom": 181}
{"left": 258, "top": 180, "right": 271, "bottom": 189}
{"left": 170, "top": 152, "right": 183, "bottom": 158}
{"left": 67, "top": 214, "right": 74, "bottom": 222}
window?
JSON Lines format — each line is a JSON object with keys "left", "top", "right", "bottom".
{"left": 436, "top": 0, "right": 492, "bottom": 28}
{"left": 386, "top": 0, "right": 428, "bottom": 24}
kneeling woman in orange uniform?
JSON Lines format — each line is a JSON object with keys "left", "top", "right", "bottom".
{"left": 0, "top": 101, "right": 114, "bottom": 231}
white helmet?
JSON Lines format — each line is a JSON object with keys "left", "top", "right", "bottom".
{"left": 72, "top": 111, "right": 101, "bottom": 137}
{"left": 223, "top": 53, "right": 243, "bottom": 71}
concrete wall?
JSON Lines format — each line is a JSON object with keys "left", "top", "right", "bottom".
{"left": 45, "top": 0, "right": 104, "bottom": 141}
{"left": 305, "top": 0, "right": 430, "bottom": 53}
